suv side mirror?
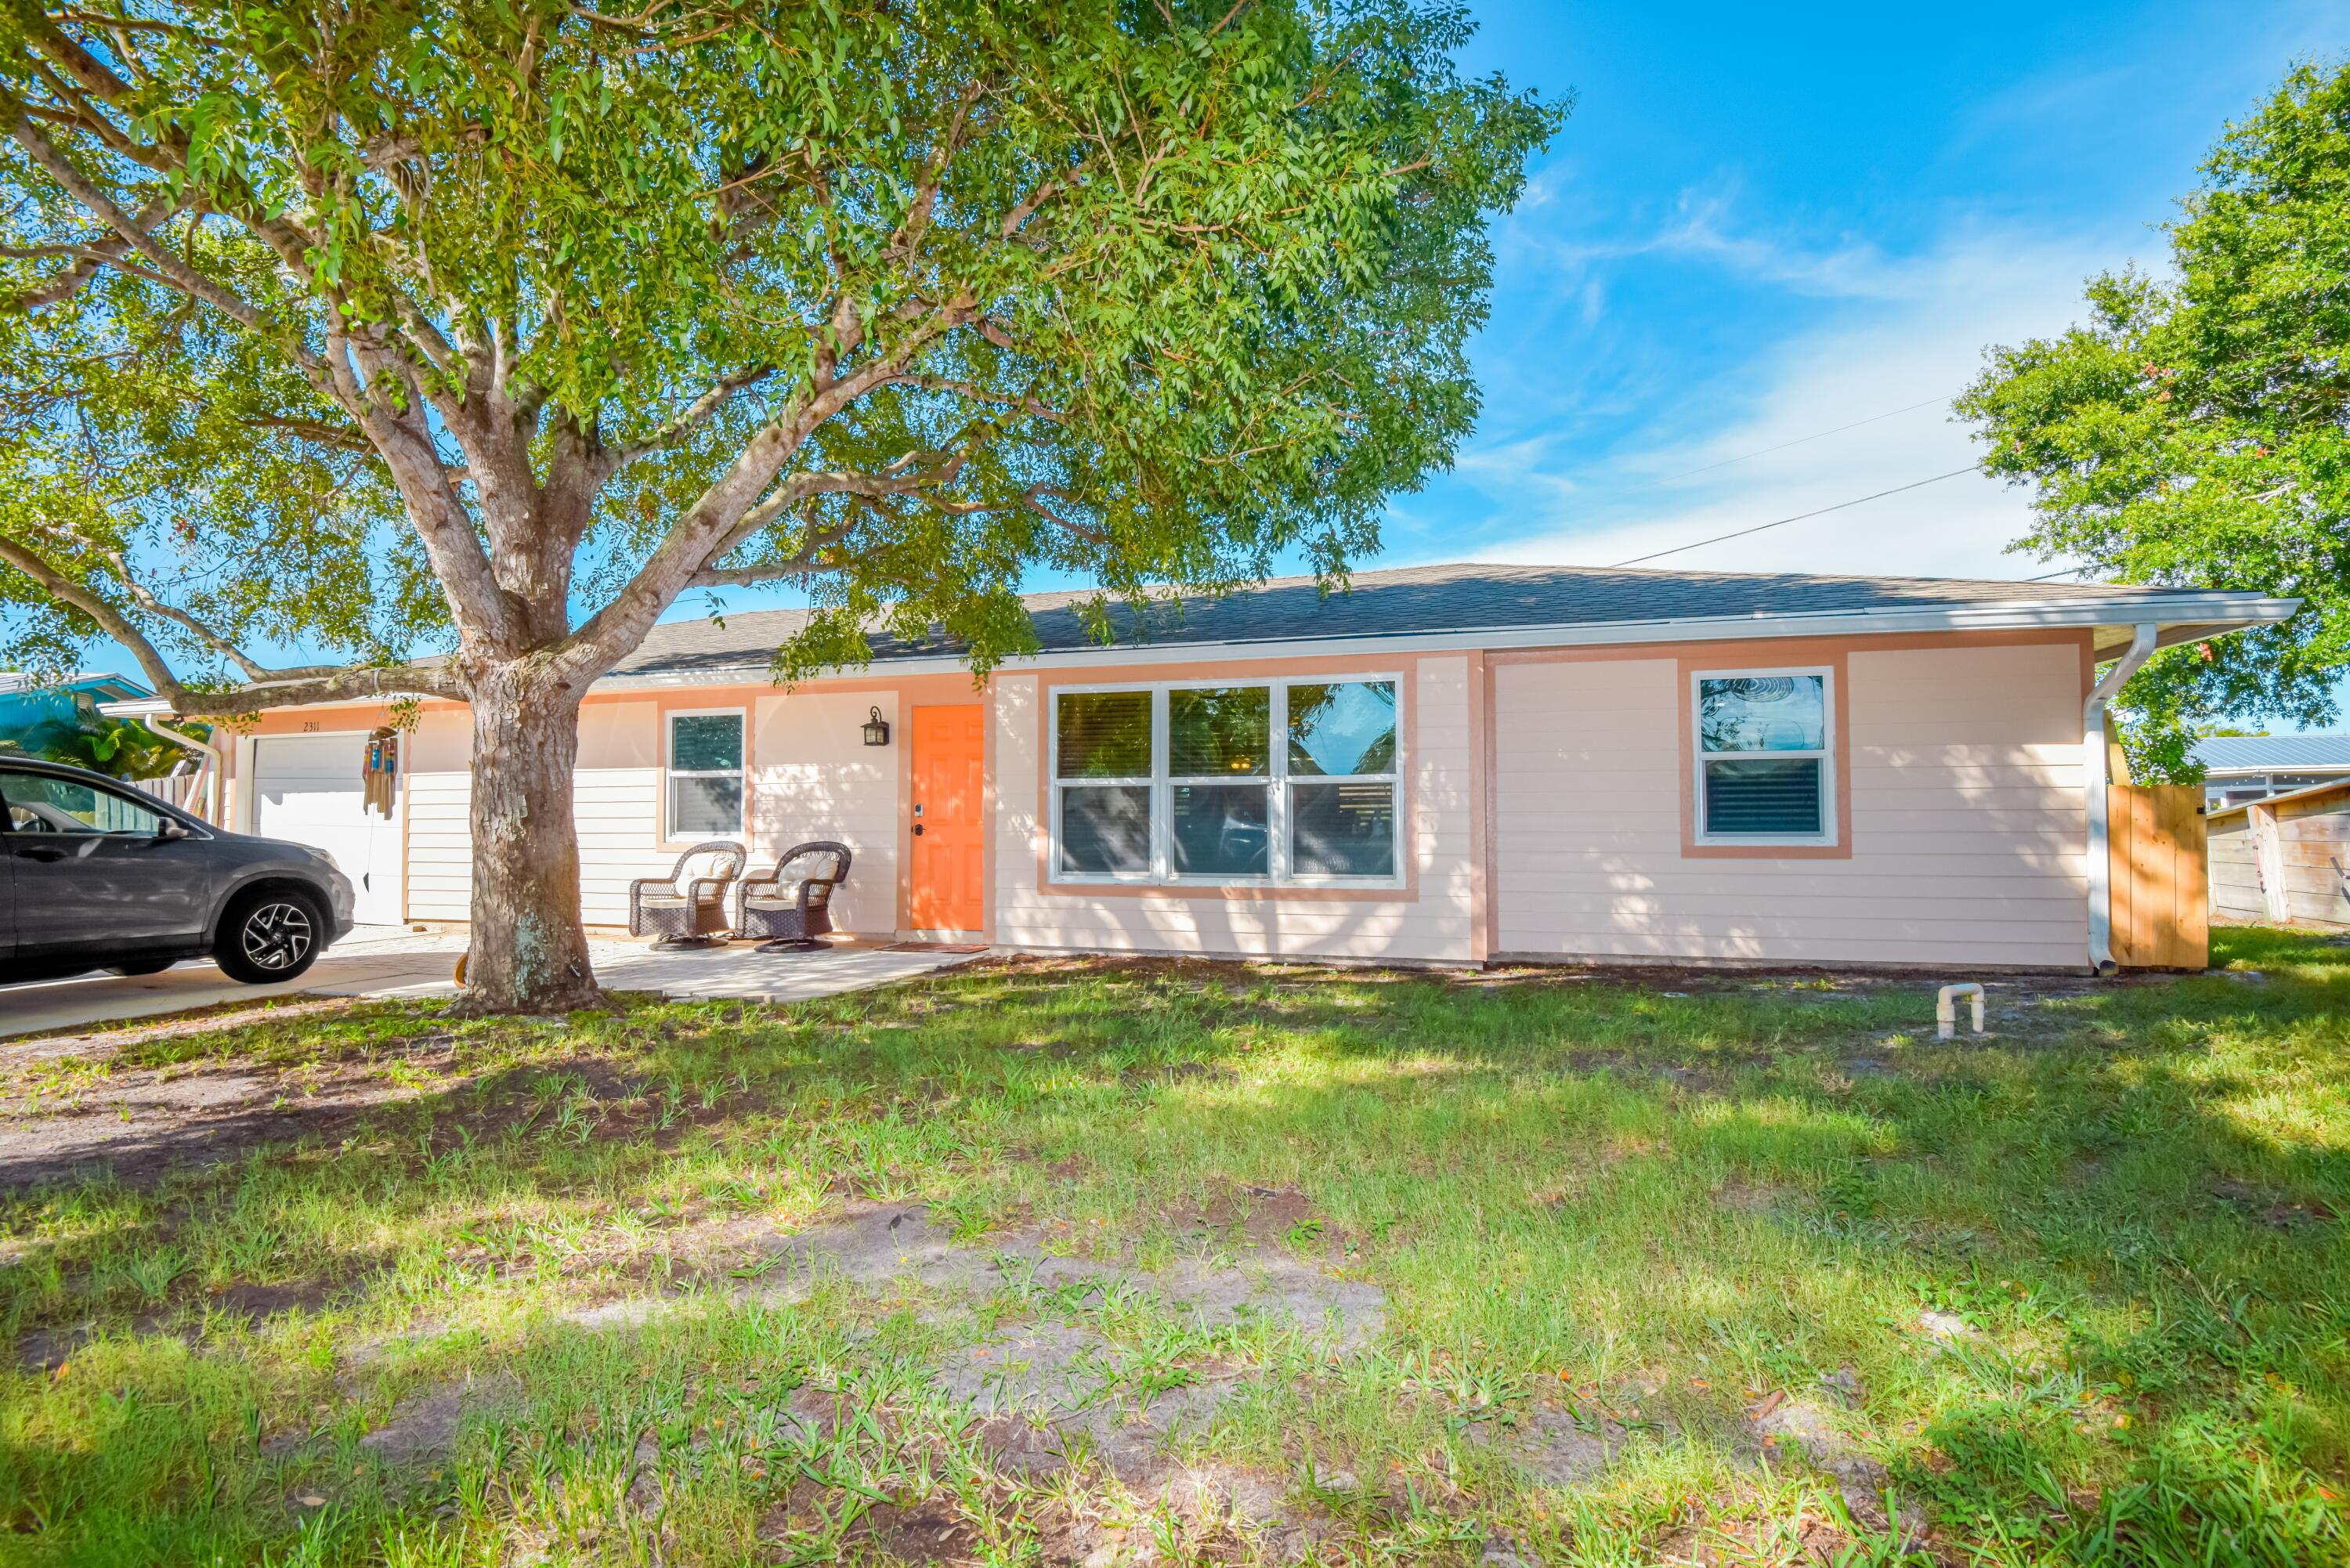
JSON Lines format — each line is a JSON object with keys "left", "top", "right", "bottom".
{"left": 155, "top": 816, "right": 191, "bottom": 842}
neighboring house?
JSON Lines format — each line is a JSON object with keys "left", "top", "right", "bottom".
{"left": 0, "top": 671, "right": 154, "bottom": 738}
{"left": 193, "top": 563, "right": 2291, "bottom": 968}
{"left": 2189, "top": 734, "right": 2350, "bottom": 810}
{"left": 2207, "top": 777, "right": 2350, "bottom": 930}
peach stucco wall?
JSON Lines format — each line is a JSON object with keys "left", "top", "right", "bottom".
{"left": 233, "top": 631, "right": 2092, "bottom": 967}
{"left": 1490, "top": 638, "right": 2091, "bottom": 966}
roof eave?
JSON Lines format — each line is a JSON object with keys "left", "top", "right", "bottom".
{"left": 595, "top": 591, "right": 2301, "bottom": 692}
{"left": 2205, "top": 774, "right": 2350, "bottom": 819}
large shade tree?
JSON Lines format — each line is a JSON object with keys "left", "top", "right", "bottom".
{"left": 0, "top": 0, "right": 1557, "bottom": 1011}
{"left": 1959, "top": 61, "right": 2350, "bottom": 777}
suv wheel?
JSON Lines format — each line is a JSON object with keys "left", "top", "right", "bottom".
{"left": 214, "top": 889, "right": 325, "bottom": 984}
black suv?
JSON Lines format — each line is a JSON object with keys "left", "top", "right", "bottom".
{"left": 0, "top": 757, "right": 355, "bottom": 986}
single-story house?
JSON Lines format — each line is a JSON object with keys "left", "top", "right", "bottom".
{"left": 173, "top": 564, "right": 2294, "bottom": 971}
{"left": 2189, "top": 733, "right": 2350, "bottom": 810}
{"left": 2207, "top": 775, "right": 2350, "bottom": 930}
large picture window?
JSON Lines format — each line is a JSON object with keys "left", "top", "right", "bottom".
{"left": 1692, "top": 669, "right": 1833, "bottom": 844}
{"left": 667, "top": 710, "right": 746, "bottom": 839}
{"left": 1050, "top": 678, "right": 1401, "bottom": 885}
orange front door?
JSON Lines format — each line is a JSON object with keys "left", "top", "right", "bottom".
{"left": 909, "top": 705, "right": 986, "bottom": 932}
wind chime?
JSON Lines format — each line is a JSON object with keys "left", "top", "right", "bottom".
{"left": 362, "top": 727, "right": 400, "bottom": 818}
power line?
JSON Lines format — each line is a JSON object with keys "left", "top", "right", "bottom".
{"left": 1607, "top": 464, "right": 1985, "bottom": 569}
{"left": 1671, "top": 392, "right": 1960, "bottom": 481}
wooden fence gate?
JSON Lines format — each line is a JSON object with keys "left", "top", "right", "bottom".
{"left": 2108, "top": 784, "right": 2208, "bottom": 969}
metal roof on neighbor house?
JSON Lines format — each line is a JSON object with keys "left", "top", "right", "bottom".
{"left": 608, "top": 562, "right": 2293, "bottom": 685}
{"left": 2204, "top": 773, "right": 2350, "bottom": 821}
{"left": 2190, "top": 734, "right": 2350, "bottom": 775}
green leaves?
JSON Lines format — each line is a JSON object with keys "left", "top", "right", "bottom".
{"left": 1960, "top": 63, "right": 2350, "bottom": 774}
{"left": 2, "top": 0, "right": 1558, "bottom": 688}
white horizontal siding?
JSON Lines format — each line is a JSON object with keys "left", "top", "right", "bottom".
{"left": 403, "top": 698, "right": 694, "bottom": 928}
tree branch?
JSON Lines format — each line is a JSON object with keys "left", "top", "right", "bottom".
{"left": 0, "top": 534, "right": 461, "bottom": 714}
{"left": 906, "top": 376, "right": 1065, "bottom": 421}
{"left": 9, "top": 113, "right": 326, "bottom": 377}
{"left": 241, "top": 413, "right": 377, "bottom": 453}
{"left": 593, "top": 365, "right": 773, "bottom": 481}
{"left": 5, "top": 191, "right": 183, "bottom": 310}
{"left": 97, "top": 548, "right": 320, "bottom": 683}
{"left": 557, "top": 306, "right": 977, "bottom": 680}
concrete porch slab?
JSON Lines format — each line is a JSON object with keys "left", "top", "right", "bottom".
{"left": 0, "top": 929, "right": 987, "bottom": 1042}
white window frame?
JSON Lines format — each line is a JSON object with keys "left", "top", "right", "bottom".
{"left": 665, "top": 706, "right": 747, "bottom": 841}
{"left": 1048, "top": 674, "right": 1405, "bottom": 888}
{"left": 1690, "top": 666, "right": 1836, "bottom": 847}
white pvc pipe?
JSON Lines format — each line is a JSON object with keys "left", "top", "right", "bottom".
{"left": 1936, "top": 982, "right": 1985, "bottom": 1039}
{"left": 2084, "top": 623, "right": 2159, "bottom": 974}
{"left": 134, "top": 713, "right": 225, "bottom": 825}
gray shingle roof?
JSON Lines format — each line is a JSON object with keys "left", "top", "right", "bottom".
{"left": 609, "top": 561, "right": 2248, "bottom": 681}
{"left": 2189, "top": 735, "right": 2350, "bottom": 773}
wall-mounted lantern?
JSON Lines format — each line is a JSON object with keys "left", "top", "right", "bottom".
{"left": 862, "top": 706, "right": 891, "bottom": 746}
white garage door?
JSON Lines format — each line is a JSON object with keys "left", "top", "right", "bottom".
{"left": 251, "top": 734, "right": 403, "bottom": 927}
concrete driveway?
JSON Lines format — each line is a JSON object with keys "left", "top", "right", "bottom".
{"left": 0, "top": 928, "right": 989, "bottom": 1041}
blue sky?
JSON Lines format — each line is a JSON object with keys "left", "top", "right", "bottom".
{"left": 1382, "top": 0, "right": 2342, "bottom": 584}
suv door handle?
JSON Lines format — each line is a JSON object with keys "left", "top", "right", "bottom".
{"left": 12, "top": 846, "right": 67, "bottom": 863}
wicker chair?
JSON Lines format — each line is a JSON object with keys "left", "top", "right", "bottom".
{"left": 736, "top": 840, "right": 853, "bottom": 952}
{"left": 628, "top": 842, "right": 747, "bottom": 948}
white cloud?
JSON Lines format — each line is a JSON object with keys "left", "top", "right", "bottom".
{"left": 1435, "top": 222, "right": 2157, "bottom": 581}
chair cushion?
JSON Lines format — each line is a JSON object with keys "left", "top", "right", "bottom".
{"left": 674, "top": 849, "right": 735, "bottom": 898}
{"left": 745, "top": 879, "right": 807, "bottom": 909}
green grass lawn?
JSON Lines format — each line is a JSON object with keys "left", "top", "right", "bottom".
{"left": 2, "top": 930, "right": 2346, "bottom": 1566}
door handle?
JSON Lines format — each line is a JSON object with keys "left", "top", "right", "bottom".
{"left": 13, "top": 846, "right": 66, "bottom": 863}
{"left": 913, "top": 825, "right": 924, "bottom": 836}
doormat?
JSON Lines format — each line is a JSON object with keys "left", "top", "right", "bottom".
{"left": 879, "top": 942, "right": 992, "bottom": 954}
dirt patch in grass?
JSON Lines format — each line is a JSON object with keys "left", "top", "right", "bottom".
{"left": 2210, "top": 1176, "right": 2341, "bottom": 1230}
{"left": 208, "top": 1277, "right": 347, "bottom": 1321}
{"left": 1712, "top": 1178, "right": 1797, "bottom": 1216}
{"left": 359, "top": 1370, "right": 524, "bottom": 1462}
{"left": 855, "top": 1493, "right": 987, "bottom": 1564}
{"left": 1466, "top": 1405, "right": 1625, "bottom": 1487}
{"left": 0, "top": 1055, "right": 450, "bottom": 1190}
{"left": 0, "top": 995, "right": 371, "bottom": 1053}
{"left": 1170, "top": 1181, "right": 1340, "bottom": 1255}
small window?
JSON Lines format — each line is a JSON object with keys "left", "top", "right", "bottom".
{"left": 0, "top": 770, "right": 166, "bottom": 836}
{"left": 667, "top": 711, "right": 745, "bottom": 838}
{"left": 1694, "top": 670, "right": 1832, "bottom": 844}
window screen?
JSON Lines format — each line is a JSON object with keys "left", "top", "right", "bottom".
{"left": 668, "top": 713, "right": 744, "bottom": 837}
{"left": 1696, "top": 674, "right": 1829, "bottom": 840}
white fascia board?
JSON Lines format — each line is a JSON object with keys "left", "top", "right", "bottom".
{"left": 587, "top": 591, "right": 2301, "bottom": 692}
{"left": 99, "top": 691, "right": 441, "bottom": 717}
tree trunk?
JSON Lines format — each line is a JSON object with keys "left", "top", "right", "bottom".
{"left": 452, "top": 664, "right": 605, "bottom": 1015}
